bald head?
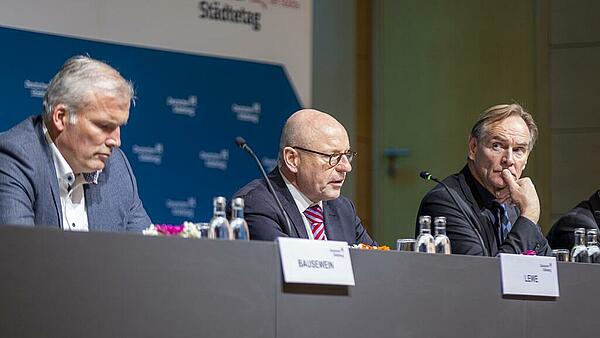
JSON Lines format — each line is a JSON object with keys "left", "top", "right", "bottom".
{"left": 279, "top": 109, "right": 348, "bottom": 152}
{"left": 278, "top": 109, "right": 353, "bottom": 202}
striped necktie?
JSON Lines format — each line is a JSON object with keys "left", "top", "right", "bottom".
{"left": 303, "top": 205, "right": 326, "bottom": 240}
{"left": 493, "top": 202, "right": 513, "bottom": 241}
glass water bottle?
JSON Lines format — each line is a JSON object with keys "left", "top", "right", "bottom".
{"left": 434, "top": 216, "right": 451, "bottom": 254}
{"left": 415, "top": 216, "right": 435, "bottom": 253}
{"left": 209, "top": 196, "right": 232, "bottom": 240}
{"left": 586, "top": 228, "right": 600, "bottom": 264}
{"left": 571, "top": 227, "right": 590, "bottom": 263}
{"left": 230, "top": 197, "right": 250, "bottom": 240}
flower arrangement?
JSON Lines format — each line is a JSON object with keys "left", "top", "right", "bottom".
{"left": 143, "top": 222, "right": 201, "bottom": 238}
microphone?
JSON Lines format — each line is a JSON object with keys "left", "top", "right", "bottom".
{"left": 419, "top": 170, "right": 488, "bottom": 256}
{"left": 419, "top": 171, "right": 440, "bottom": 183}
{"left": 235, "top": 137, "right": 294, "bottom": 237}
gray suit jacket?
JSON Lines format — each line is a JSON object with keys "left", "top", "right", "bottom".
{"left": 233, "top": 169, "right": 376, "bottom": 245}
{"left": 0, "top": 115, "right": 151, "bottom": 232}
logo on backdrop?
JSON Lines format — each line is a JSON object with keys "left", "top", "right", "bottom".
{"left": 167, "top": 95, "right": 197, "bottom": 117}
{"left": 232, "top": 102, "right": 261, "bottom": 123}
{"left": 166, "top": 197, "right": 196, "bottom": 218}
{"left": 199, "top": 149, "right": 229, "bottom": 171}
{"left": 198, "top": 1, "right": 262, "bottom": 31}
{"left": 24, "top": 80, "right": 48, "bottom": 98}
{"left": 261, "top": 157, "right": 277, "bottom": 172}
{"left": 132, "top": 143, "right": 164, "bottom": 165}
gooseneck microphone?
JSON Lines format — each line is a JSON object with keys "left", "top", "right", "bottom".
{"left": 419, "top": 170, "right": 488, "bottom": 256}
{"left": 235, "top": 137, "right": 294, "bottom": 237}
{"left": 419, "top": 171, "right": 440, "bottom": 183}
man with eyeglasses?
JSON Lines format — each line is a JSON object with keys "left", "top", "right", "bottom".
{"left": 416, "top": 103, "right": 551, "bottom": 256}
{"left": 233, "top": 109, "right": 376, "bottom": 245}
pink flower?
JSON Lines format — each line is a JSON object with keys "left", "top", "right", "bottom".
{"left": 155, "top": 224, "right": 184, "bottom": 235}
{"left": 522, "top": 250, "right": 537, "bottom": 256}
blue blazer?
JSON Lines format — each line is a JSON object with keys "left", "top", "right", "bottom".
{"left": 233, "top": 169, "right": 376, "bottom": 245}
{"left": 0, "top": 115, "right": 151, "bottom": 232}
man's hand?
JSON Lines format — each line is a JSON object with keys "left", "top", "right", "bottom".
{"left": 501, "top": 169, "right": 540, "bottom": 223}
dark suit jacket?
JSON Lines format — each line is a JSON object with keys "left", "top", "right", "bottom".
{"left": 0, "top": 115, "right": 151, "bottom": 232}
{"left": 233, "top": 169, "right": 376, "bottom": 245}
{"left": 546, "top": 190, "right": 600, "bottom": 249}
{"left": 416, "top": 166, "right": 551, "bottom": 256}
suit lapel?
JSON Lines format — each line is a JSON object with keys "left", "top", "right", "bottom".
{"left": 457, "top": 167, "right": 497, "bottom": 255}
{"left": 322, "top": 201, "right": 343, "bottom": 242}
{"left": 35, "top": 117, "right": 62, "bottom": 229}
{"left": 269, "top": 170, "right": 309, "bottom": 238}
{"left": 85, "top": 168, "right": 107, "bottom": 231}
{"left": 47, "top": 168, "right": 62, "bottom": 228}
{"left": 84, "top": 185, "right": 97, "bottom": 231}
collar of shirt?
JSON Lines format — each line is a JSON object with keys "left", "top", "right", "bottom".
{"left": 42, "top": 122, "right": 101, "bottom": 190}
{"left": 279, "top": 168, "right": 323, "bottom": 239}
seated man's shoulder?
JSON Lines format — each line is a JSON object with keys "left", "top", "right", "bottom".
{"left": 0, "top": 116, "right": 39, "bottom": 149}
{"left": 0, "top": 117, "right": 46, "bottom": 172}
{"left": 326, "top": 194, "right": 356, "bottom": 210}
{"left": 234, "top": 177, "right": 270, "bottom": 198}
{"left": 421, "top": 173, "right": 462, "bottom": 203}
{"left": 547, "top": 204, "right": 598, "bottom": 249}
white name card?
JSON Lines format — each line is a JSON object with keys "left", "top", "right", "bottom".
{"left": 499, "top": 253, "right": 559, "bottom": 297}
{"left": 278, "top": 237, "right": 355, "bottom": 286}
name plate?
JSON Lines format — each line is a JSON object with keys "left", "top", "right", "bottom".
{"left": 278, "top": 237, "right": 355, "bottom": 286}
{"left": 499, "top": 253, "right": 559, "bottom": 297}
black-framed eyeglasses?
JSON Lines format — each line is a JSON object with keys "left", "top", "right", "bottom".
{"left": 292, "top": 146, "right": 357, "bottom": 166}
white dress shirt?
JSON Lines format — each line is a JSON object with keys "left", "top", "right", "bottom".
{"left": 279, "top": 169, "right": 325, "bottom": 240}
{"left": 43, "top": 123, "right": 91, "bottom": 232}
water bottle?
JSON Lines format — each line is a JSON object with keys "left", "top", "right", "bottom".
{"left": 571, "top": 227, "right": 590, "bottom": 263}
{"left": 434, "top": 216, "right": 451, "bottom": 254}
{"left": 230, "top": 197, "right": 250, "bottom": 240}
{"left": 415, "top": 216, "right": 435, "bottom": 253}
{"left": 586, "top": 228, "right": 600, "bottom": 263}
{"left": 209, "top": 196, "right": 232, "bottom": 240}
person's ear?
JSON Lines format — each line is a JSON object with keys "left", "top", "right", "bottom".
{"left": 51, "top": 104, "right": 70, "bottom": 132}
{"left": 283, "top": 147, "right": 299, "bottom": 173}
{"left": 467, "top": 136, "right": 478, "bottom": 161}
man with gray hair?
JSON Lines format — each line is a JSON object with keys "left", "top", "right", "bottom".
{"left": 233, "top": 109, "right": 376, "bottom": 245}
{"left": 416, "top": 103, "right": 551, "bottom": 256}
{"left": 0, "top": 55, "right": 151, "bottom": 232}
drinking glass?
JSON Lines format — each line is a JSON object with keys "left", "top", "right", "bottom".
{"left": 551, "top": 249, "right": 570, "bottom": 262}
{"left": 396, "top": 239, "right": 416, "bottom": 252}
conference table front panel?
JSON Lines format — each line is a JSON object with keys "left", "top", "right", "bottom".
{"left": 0, "top": 225, "right": 598, "bottom": 338}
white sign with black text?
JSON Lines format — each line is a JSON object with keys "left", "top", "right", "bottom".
{"left": 499, "top": 253, "right": 559, "bottom": 297}
{"left": 278, "top": 237, "right": 355, "bottom": 286}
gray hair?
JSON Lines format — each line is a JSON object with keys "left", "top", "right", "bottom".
{"left": 470, "top": 103, "right": 538, "bottom": 150}
{"left": 42, "top": 55, "right": 134, "bottom": 124}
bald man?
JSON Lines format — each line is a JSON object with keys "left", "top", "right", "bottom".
{"left": 233, "top": 109, "right": 376, "bottom": 245}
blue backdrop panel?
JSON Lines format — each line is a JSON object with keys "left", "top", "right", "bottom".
{"left": 0, "top": 26, "right": 301, "bottom": 224}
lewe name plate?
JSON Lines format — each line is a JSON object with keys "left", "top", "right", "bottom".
{"left": 499, "top": 253, "right": 559, "bottom": 297}
{"left": 278, "top": 237, "right": 355, "bottom": 286}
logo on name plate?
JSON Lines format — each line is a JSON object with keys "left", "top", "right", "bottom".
{"left": 24, "top": 80, "right": 48, "bottom": 98}
{"left": 132, "top": 143, "right": 164, "bottom": 165}
{"left": 166, "top": 95, "right": 197, "bottom": 117}
{"left": 232, "top": 102, "right": 261, "bottom": 124}
{"left": 199, "top": 149, "right": 229, "bottom": 171}
{"left": 166, "top": 197, "right": 196, "bottom": 218}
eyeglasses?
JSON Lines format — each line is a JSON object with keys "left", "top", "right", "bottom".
{"left": 292, "top": 146, "right": 357, "bottom": 166}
